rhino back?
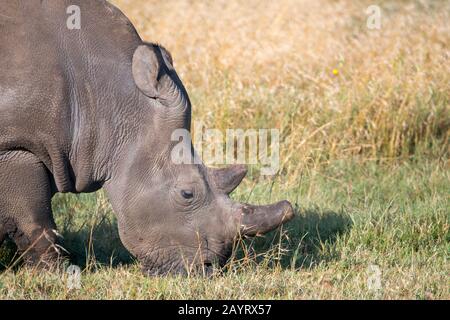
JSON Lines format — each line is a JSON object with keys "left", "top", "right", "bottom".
{"left": 0, "top": 0, "right": 143, "bottom": 193}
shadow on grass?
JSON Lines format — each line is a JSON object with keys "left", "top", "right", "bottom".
{"left": 1, "top": 205, "right": 352, "bottom": 272}
{"left": 0, "top": 239, "right": 17, "bottom": 271}
{"left": 59, "top": 217, "right": 134, "bottom": 268}
{"left": 0, "top": 215, "right": 134, "bottom": 271}
{"left": 240, "top": 206, "right": 353, "bottom": 269}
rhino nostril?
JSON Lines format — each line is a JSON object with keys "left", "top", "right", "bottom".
{"left": 242, "top": 206, "right": 254, "bottom": 215}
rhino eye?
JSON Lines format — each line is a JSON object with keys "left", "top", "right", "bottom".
{"left": 181, "top": 190, "right": 194, "bottom": 199}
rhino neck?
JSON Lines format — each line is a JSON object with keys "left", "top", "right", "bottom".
{"left": 67, "top": 79, "right": 142, "bottom": 193}
{"left": 103, "top": 104, "right": 191, "bottom": 217}
{"left": 54, "top": 1, "right": 143, "bottom": 193}
{"left": 68, "top": 83, "right": 190, "bottom": 194}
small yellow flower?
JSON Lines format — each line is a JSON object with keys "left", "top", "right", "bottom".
{"left": 332, "top": 68, "right": 339, "bottom": 76}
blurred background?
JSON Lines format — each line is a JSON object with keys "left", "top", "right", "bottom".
{"left": 112, "top": 0, "right": 448, "bottom": 180}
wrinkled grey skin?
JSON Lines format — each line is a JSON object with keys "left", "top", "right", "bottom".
{"left": 0, "top": 0, "right": 294, "bottom": 275}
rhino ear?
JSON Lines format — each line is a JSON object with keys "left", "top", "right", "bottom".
{"left": 132, "top": 45, "right": 160, "bottom": 98}
{"left": 210, "top": 164, "right": 248, "bottom": 194}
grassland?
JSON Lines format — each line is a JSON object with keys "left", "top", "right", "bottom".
{"left": 0, "top": 0, "right": 449, "bottom": 299}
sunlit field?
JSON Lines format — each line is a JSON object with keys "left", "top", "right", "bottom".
{"left": 0, "top": 0, "right": 448, "bottom": 299}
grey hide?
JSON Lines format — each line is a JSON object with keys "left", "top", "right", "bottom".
{"left": 0, "top": 0, "right": 294, "bottom": 275}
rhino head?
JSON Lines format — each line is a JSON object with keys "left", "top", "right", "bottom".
{"left": 105, "top": 43, "right": 294, "bottom": 276}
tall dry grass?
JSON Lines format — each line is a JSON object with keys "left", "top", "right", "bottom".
{"left": 113, "top": 0, "right": 449, "bottom": 185}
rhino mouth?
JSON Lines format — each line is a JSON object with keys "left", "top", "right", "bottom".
{"left": 140, "top": 246, "right": 229, "bottom": 277}
{"left": 142, "top": 260, "right": 217, "bottom": 277}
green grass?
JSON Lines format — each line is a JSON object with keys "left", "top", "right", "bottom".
{"left": 1, "top": 156, "right": 448, "bottom": 299}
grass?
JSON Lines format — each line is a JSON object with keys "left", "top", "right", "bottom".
{"left": 0, "top": 158, "right": 448, "bottom": 299}
{"left": 0, "top": 0, "right": 449, "bottom": 299}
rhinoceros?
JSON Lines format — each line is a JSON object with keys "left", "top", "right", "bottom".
{"left": 0, "top": 0, "right": 294, "bottom": 275}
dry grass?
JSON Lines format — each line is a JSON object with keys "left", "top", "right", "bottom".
{"left": 119, "top": 0, "right": 449, "bottom": 179}
{"left": 0, "top": 0, "right": 449, "bottom": 299}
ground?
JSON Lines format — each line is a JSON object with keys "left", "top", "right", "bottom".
{"left": 0, "top": 0, "right": 448, "bottom": 299}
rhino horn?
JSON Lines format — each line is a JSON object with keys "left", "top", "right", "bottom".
{"left": 238, "top": 200, "right": 294, "bottom": 236}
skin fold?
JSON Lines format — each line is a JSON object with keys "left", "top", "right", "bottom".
{"left": 0, "top": 0, "right": 294, "bottom": 275}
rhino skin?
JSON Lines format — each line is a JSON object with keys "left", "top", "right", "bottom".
{"left": 0, "top": 0, "right": 294, "bottom": 275}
